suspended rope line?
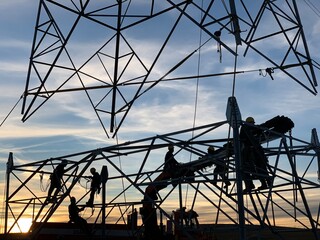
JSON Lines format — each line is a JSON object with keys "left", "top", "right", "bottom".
{"left": 39, "top": 172, "right": 50, "bottom": 192}
{"left": 216, "top": 42, "right": 240, "bottom": 220}
{"left": 0, "top": 94, "right": 23, "bottom": 128}
{"left": 77, "top": 177, "right": 90, "bottom": 189}
{"left": 115, "top": 121, "right": 127, "bottom": 204}
{"left": 185, "top": 0, "right": 204, "bottom": 208}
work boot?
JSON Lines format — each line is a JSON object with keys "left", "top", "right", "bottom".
{"left": 243, "top": 181, "right": 255, "bottom": 193}
{"left": 257, "top": 180, "right": 269, "bottom": 190}
{"left": 223, "top": 181, "right": 231, "bottom": 188}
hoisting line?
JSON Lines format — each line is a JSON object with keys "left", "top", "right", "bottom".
{"left": 217, "top": 43, "right": 239, "bottom": 222}
{"left": 185, "top": 0, "right": 204, "bottom": 208}
{"left": 114, "top": 121, "right": 127, "bottom": 204}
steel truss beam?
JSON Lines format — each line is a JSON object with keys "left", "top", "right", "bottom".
{"left": 21, "top": 0, "right": 318, "bottom": 137}
{"left": 4, "top": 119, "right": 320, "bottom": 239}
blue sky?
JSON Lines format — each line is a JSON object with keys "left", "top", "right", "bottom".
{"left": 0, "top": 0, "right": 320, "bottom": 232}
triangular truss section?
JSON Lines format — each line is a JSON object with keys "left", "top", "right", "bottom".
{"left": 22, "top": 0, "right": 318, "bottom": 137}
{"left": 3, "top": 120, "right": 320, "bottom": 239}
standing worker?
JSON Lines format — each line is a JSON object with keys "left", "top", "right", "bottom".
{"left": 164, "top": 144, "right": 179, "bottom": 175}
{"left": 144, "top": 144, "right": 180, "bottom": 201}
{"left": 45, "top": 160, "right": 67, "bottom": 204}
{"left": 86, "top": 167, "right": 101, "bottom": 207}
{"left": 240, "top": 117, "right": 270, "bottom": 193}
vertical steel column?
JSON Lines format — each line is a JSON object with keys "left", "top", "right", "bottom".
{"left": 292, "top": 0, "right": 318, "bottom": 87}
{"left": 4, "top": 152, "right": 13, "bottom": 235}
{"left": 179, "top": 183, "right": 183, "bottom": 227}
{"left": 110, "top": 1, "right": 122, "bottom": 133}
{"left": 282, "top": 138, "right": 319, "bottom": 240}
{"left": 226, "top": 96, "right": 245, "bottom": 240}
{"left": 311, "top": 128, "right": 320, "bottom": 181}
{"left": 101, "top": 165, "right": 109, "bottom": 238}
{"left": 229, "top": 0, "right": 242, "bottom": 46}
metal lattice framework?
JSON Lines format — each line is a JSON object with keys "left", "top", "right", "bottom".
{"left": 4, "top": 99, "right": 320, "bottom": 238}
{"left": 4, "top": 0, "right": 319, "bottom": 239}
{"left": 21, "top": 0, "right": 318, "bottom": 137}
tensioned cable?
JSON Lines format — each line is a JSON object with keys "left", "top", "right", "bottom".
{"left": 216, "top": 42, "right": 240, "bottom": 222}
{"left": 114, "top": 121, "right": 127, "bottom": 204}
{"left": 185, "top": 0, "right": 204, "bottom": 208}
{"left": 0, "top": 94, "right": 23, "bottom": 128}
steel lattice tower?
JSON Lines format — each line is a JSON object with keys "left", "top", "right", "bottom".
{"left": 3, "top": 1, "right": 320, "bottom": 240}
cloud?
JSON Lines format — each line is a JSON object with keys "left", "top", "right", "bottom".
{"left": 0, "top": 1, "right": 319, "bottom": 233}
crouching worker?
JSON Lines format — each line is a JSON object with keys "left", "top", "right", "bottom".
{"left": 69, "top": 197, "right": 90, "bottom": 234}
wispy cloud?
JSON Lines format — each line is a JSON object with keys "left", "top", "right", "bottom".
{"left": 0, "top": 1, "right": 319, "bottom": 233}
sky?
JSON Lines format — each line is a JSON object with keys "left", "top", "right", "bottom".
{"left": 0, "top": 0, "right": 320, "bottom": 234}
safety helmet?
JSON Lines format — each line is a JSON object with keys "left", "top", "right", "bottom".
{"left": 168, "top": 144, "right": 174, "bottom": 150}
{"left": 90, "top": 167, "right": 96, "bottom": 174}
{"left": 245, "top": 117, "right": 255, "bottom": 123}
{"left": 208, "top": 146, "right": 215, "bottom": 153}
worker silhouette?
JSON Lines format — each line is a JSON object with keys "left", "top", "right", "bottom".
{"left": 144, "top": 144, "right": 180, "bottom": 201}
{"left": 164, "top": 144, "right": 179, "bottom": 175}
{"left": 86, "top": 167, "right": 101, "bottom": 207}
{"left": 207, "top": 146, "right": 231, "bottom": 188}
{"left": 45, "top": 160, "right": 67, "bottom": 204}
{"left": 68, "top": 197, "right": 90, "bottom": 234}
{"left": 240, "top": 117, "right": 270, "bottom": 193}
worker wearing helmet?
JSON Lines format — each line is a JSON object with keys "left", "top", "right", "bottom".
{"left": 69, "top": 196, "right": 90, "bottom": 234}
{"left": 164, "top": 144, "right": 179, "bottom": 174}
{"left": 86, "top": 167, "right": 101, "bottom": 207}
{"left": 245, "top": 116, "right": 255, "bottom": 124}
{"left": 208, "top": 146, "right": 215, "bottom": 153}
{"left": 145, "top": 144, "right": 180, "bottom": 201}
{"left": 45, "top": 160, "right": 68, "bottom": 204}
{"left": 240, "top": 117, "right": 270, "bottom": 193}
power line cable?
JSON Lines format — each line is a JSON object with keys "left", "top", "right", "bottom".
{"left": 303, "top": 0, "right": 320, "bottom": 18}
{"left": 0, "top": 94, "right": 23, "bottom": 127}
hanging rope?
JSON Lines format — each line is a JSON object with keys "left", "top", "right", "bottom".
{"left": 39, "top": 171, "right": 50, "bottom": 192}
{"left": 215, "top": 39, "right": 240, "bottom": 220}
{"left": 77, "top": 177, "right": 91, "bottom": 190}
{"left": 114, "top": 120, "right": 127, "bottom": 204}
{"left": 184, "top": 0, "right": 204, "bottom": 208}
